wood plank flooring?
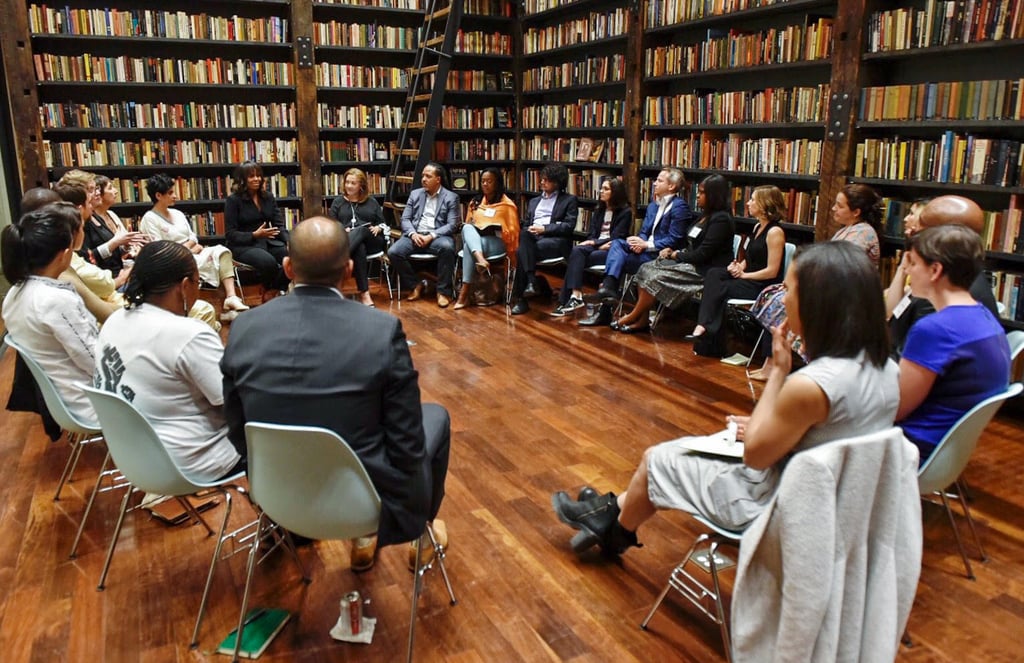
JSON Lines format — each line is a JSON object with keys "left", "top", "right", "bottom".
{"left": 0, "top": 284, "right": 1022, "bottom": 662}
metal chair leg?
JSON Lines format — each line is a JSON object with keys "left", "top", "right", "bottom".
{"left": 408, "top": 529, "right": 425, "bottom": 663}
{"left": 232, "top": 512, "right": 266, "bottom": 662}
{"left": 640, "top": 534, "right": 708, "bottom": 629}
{"left": 179, "top": 496, "right": 215, "bottom": 536}
{"left": 191, "top": 490, "right": 235, "bottom": 648}
{"left": 97, "top": 485, "right": 137, "bottom": 590}
{"left": 708, "top": 540, "right": 733, "bottom": 663}
{"left": 954, "top": 478, "right": 987, "bottom": 562}
{"left": 70, "top": 452, "right": 111, "bottom": 558}
{"left": 54, "top": 432, "right": 82, "bottom": 500}
{"left": 425, "top": 523, "right": 457, "bottom": 606}
{"left": 939, "top": 490, "right": 975, "bottom": 580}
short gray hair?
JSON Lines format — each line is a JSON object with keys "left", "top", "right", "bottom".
{"left": 661, "top": 167, "right": 685, "bottom": 192}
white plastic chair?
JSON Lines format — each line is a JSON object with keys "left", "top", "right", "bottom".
{"left": 917, "top": 382, "right": 1023, "bottom": 579}
{"left": 1007, "top": 330, "right": 1024, "bottom": 362}
{"left": 726, "top": 241, "right": 797, "bottom": 368}
{"left": 81, "top": 386, "right": 267, "bottom": 649}
{"left": 241, "top": 422, "right": 457, "bottom": 663}
{"left": 2, "top": 334, "right": 103, "bottom": 501}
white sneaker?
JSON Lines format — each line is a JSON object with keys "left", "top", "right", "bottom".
{"left": 223, "top": 295, "right": 249, "bottom": 311}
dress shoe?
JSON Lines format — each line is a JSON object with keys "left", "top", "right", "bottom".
{"left": 618, "top": 323, "right": 650, "bottom": 335}
{"left": 453, "top": 287, "right": 472, "bottom": 310}
{"left": 578, "top": 305, "right": 612, "bottom": 327}
{"left": 437, "top": 293, "right": 451, "bottom": 308}
{"left": 511, "top": 299, "right": 530, "bottom": 315}
{"left": 406, "top": 282, "right": 425, "bottom": 301}
{"left": 408, "top": 519, "right": 448, "bottom": 571}
{"left": 522, "top": 282, "right": 539, "bottom": 299}
{"left": 595, "top": 286, "right": 619, "bottom": 304}
{"left": 350, "top": 535, "right": 377, "bottom": 572}
{"left": 683, "top": 332, "right": 704, "bottom": 342}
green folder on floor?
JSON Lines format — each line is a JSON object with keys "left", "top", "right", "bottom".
{"left": 217, "top": 607, "right": 290, "bottom": 659}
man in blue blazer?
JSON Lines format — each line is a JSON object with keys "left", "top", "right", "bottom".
{"left": 510, "top": 163, "right": 579, "bottom": 315}
{"left": 580, "top": 167, "right": 691, "bottom": 326}
{"left": 387, "top": 162, "right": 462, "bottom": 307}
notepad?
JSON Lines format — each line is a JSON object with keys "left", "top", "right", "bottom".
{"left": 671, "top": 428, "right": 745, "bottom": 459}
{"left": 217, "top": 608, "right": 290, "bottom": 659}
{"left": 720, "top": 353, "right": 750, "bottom": 366}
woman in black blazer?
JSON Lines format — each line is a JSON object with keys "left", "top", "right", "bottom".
{"left": 551, "top": 178, "right": 633, "bottom": 317}
{"left": 613, "top": 173, "right": 735, "bottom": 333}
{"left": 224, "top": 160, "right": 290, "bottom": 292}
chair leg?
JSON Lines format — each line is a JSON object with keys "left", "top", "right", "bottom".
{"left": 407, "top": 530, "right": 426, "bottom": 663}
{"left": 954, "top": 478, "right": 987, "bottom": 562}
{"left": 640, "top": 533, "right": 708, "bottom": 629}
{"left": 746, "top": 329, "right": 766, "bottom": 370}
{"left": 939, "top": 490, "right": 975, "bottom": 580}
{"left": 70, "top": 452, "right": 112, "bottom": 559}
{"left": 179, "top": 496, "right": 215, "bottom": 537}
{"left": 97, "top": 485, "right": 137, "bottom": 590}
{"left": 191, "top": 489, "right": 235, "bottom": 648}
{"left": 708, "top": 540, "right": 733, "bottom": 663}
{"left": 232, "top": 512, "right": 266, "bottom": 663}
{"left": 426, "top": 523, "right": 457, "bottom": 606}
{"left": 54, "top": 432, "right": 82, "bottom": 500}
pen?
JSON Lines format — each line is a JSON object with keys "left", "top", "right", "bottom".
{"left": 239, "top": 607, "right": 267, "bottom": 633}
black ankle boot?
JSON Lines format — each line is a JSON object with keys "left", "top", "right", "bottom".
{"left": 552, "top": 491, "right": 640, "bottom": 556}
{"left": 601, "top": 520, "right": 642, "bottom": 557}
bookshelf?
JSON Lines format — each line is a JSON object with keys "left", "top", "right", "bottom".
{"left": 519, "top": 0, "right": 631, "bottom": 206}
{"left": 640, "top": 0, "right": 836, "bottom": 234}
{"left": 18, "top": 0, "right": 303, "bottom": 233}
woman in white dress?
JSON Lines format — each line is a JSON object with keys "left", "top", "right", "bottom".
{"left": 139, "top": 173, "right": 248, "bottom": 321}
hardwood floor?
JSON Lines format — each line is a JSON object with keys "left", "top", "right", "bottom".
{"left": 0, "top": 286, "right": 1022, "bottom": 662}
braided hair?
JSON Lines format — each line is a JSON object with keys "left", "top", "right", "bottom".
{"left": 123, "top": 240, "right": 197, "bottom": 308}
{"left": 1, "top": 202, "right": 80, "bottom": 284}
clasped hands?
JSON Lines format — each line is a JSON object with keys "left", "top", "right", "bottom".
{"left": 626, "top": 236, "right": 647, "bottom": 254}
{"left": 410, "top": 232, "right": 434, "bottom": 247}
{"left": 727, "top": 259, "right": 747, "bottom": 278}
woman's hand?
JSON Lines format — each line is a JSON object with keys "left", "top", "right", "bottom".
{"left": 726, "top": 415, "right": 750, "bottom": 441}
{"left": 110, "top": 229, "right": 145, "bottom": 250}
{"left": 253, "top": 222, "right": 280, "bottom": 239}
{"left": 598, "top": 242, "right": 611, "bottom": 251}
{"left": 727, "top": 259, "right": 746, "bottom": 278}
{"left": 580, "top": 239, "right": 595, "bottom": 247}
{"left": 658, "top": 246, "right": 674, "bottom": 259}
{"left": 113, "top": 264, "right": 132, "bottom": 288}
{"left": 369, "top": 224, "right": 382, "bottom": 236}
{"left": 769, "top": 320, "right": 793, "bottom": 377}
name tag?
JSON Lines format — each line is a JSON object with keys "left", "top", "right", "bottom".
{"left": 892, "top": 293, "right": 911, "bottom": 319}
{"left": 484, "top": 207, "right": 497, "bottom": 217}
{"left": 688, "top": 225, "right": 702, "bottom": 238}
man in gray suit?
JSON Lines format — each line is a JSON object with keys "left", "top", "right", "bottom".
{"left": 387, "top": 162, "right": 462, "bottom": 307}
{"left": 221, "top": 217, "right": 451, "bottom": 570}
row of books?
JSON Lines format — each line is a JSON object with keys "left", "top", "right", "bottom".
{"left": 866, "top": 0, "right": 1024, "bottom": 53}
{"left": 521, "top": 136, "right": 624, "bottom": 164}
{"left": 27, "top": 6, "right": 289, "bottom": 43}
{"left": 465, "top": 0, "right": 514, "bottom": 16}
{"left": 317, "top": 0, "right": 421, "bottom": 8}
{"left": 123, "top": 206, "right": 302, "bottom": 236}
{"left": 320, "top": 139, "right": 393, "bottom": 162}
{"left": 522, "top": 168, "right": 618, "bottom": 200}
{"left": 880, "top": 194, "right": 1023, "bottom": 255}
{"left": 318, "top": 104, "right": 404, "bottom": 130}
{"left": 522, "top": 0, "right": 584, "bottom": 15}
{"left": 644, "top": 84, "right": 830, "bottom": 126}
{"left": 645, "top": 0, "right": 798, "bottom": 28}
{"left": 443, "top": 70, "right": 514, "bottom": 91}
{"left": 644, "top": 19, "right": 834, "bottom": 76}
{"left": 451, "top": 168, "right": 510, "bottom": 192}
{"left": 673, "top": 183, "right": 819, "bottom": 226}
{"left": 641, "top": 134, "right": 824, "bottom": 176}
{"left": 312, "top": 22, "right": 417, "bottom": 49}
{"left": 39, "top": 101, "right": 297, "bottom": 131}
{"left": 522, "top": 9, "right": 628, "bottom": 55}
{"left": 433, "top": 138, "right": 516, "bottom": 160}
{"left": 522, "top": 54, "right": 625, "bottom": 92}
{"left": 107, "top": 173, "right": 301, "bottom": 204}
{"left": 323, "top": 171, "right": 388, "bottom": 196}
{"left": 316, "top": 64, "right": 407, "bottom": 89}
{"left": 993, "top": 270, "right": 1024, "bottom": 321}
{"left": 44, "top": 138, "right": 297, "bottom": 168}
{"left": 858, "top": 79, "right": 1024, "bottom": 122}
{"left": 428, "top": 106, "right": 513, "bottom": 129}
{"left": 453, "top": 30, "right": 514, "bottom": 55}
{"left": 521, "top": 99, "right": 626, "bottom": 129}
{"left": 853, "top": 135, "right": 1024, "bottom": 187}
{"left": 33, "top": 54, "right": 293, "bottom": 86}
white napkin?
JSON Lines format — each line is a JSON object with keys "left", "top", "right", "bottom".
{"left": 329, "top": 611, "right": 376, "bottom": 644}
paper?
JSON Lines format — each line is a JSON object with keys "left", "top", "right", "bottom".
{"left": 671, "top": 429, "right": 744, "bottom": 458}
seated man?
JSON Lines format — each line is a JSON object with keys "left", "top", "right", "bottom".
{"left": 510, "top": 163, "right": 579, "bottom": 315}
{"left": 222, "top": 217, "right": 451, "bottom": 572}
{"left": 885, "top": 195, "right": 999, "bottom": 357}
{"left": 387, "top": 162, "right": 461, "bottom": 308}
{"left": 582, "top": 167, "right": 690, "bottom": 326}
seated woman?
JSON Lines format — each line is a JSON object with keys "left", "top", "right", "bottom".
{"left": 687, "top": 185, "right": 786, "bottom": 356}
{"left": 94, "top": 240, "right": 243, "bottom": 482}
{"left": 328, "top": 167, "right": 387, "bottom": 307}
{"left": 80, "top": 174, "right": 146, "bottom": 275}
{"left": 896, "top": 224, "right": 1011, "bottom": 465}
{"left": 748, "top": 183, "right": 883, "bottom": 380}
{"left": 551, "top": 241, "right": 898, "bottom": 554}
{"left": 139, "top": 173, "right": 248, "bottom": 322}
{"left": 549, "top": 177, "right": 631, "bottom": 317}
{"left": 612, "top": 173, "right": 734, "bottom": 332}
{"left": 1, "top": 202, "right": 100, "bottom": 428}
{"left": 455, "top": 167, "right": 519, "bottom": 310}
{"left": 225, "top": 161, "right": 290, "bottom": 296}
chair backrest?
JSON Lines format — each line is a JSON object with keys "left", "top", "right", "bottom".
{"left": 82, "top": 386, "right": 204, "bottom": 496}
{"left": 1007, "top": 330, "right": 1024, "bottom": 362}
{"left": 244, "top": 422, "right": 381, "bottom": 541}
{"left": 918, "top": 382, "right": 1023, "bottom": 494}
{"left": 781, "top": 242, "right": 796, "bottom": 276}
{"left": 3, "top": 334, "right": 99, "bottom": 436}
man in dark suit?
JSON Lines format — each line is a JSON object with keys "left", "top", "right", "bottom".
{"left": 510, "top": 163, "right": 579, "bottom": 315}
{"left": 581, "top": 167, "right": 691, "bottom": 326}
{"left": 387, "top": 162, "right": 462, "bottom": 307}
{"left": 222, "top": 217, "right": 451, "bottom": 571}
{"left": 885, "top": 195, "right": 1000, "bottom": 357}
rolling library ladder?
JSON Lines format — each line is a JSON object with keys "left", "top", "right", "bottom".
{"left": 385, "top": 0, "right": 464, "bottom": 219}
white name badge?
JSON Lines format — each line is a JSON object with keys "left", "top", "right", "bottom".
{"left": 892, "top": 293, "right": 912, "bottom": 319}
{"left": 483, "top": 207, "right": 497, "bottom": 217}
{"left": 688, "top": 225, "right": 702, "bottom": 238}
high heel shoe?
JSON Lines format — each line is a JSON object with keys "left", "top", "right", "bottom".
{"left": 454, "top": 286, "right": 472, "bottom": 310}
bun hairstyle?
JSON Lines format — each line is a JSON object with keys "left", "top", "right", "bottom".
{"left": 1, "top": 202, "right": 80, "bottom": 284}
{"left": 123, "top": 240, "right": 197, "bottom": 308}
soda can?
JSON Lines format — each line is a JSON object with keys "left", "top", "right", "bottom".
{"left": 342, "top": 591, "right": 362, "bottom": 634}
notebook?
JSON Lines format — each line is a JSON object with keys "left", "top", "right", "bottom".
{"left": 671, "top": 428, "right": 745, "bottom": 459}
{"left": 216, "top": 608, "right": 290, "bottom": 659}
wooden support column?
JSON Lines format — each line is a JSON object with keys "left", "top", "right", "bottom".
{"left": 622, "top": 0, "right": 643, "bottom": 209}
{"left": 816, "top": 0, "right": 867, "bottom": 241}
{"left": 0, "top": 0, "right": 47, "bottom": 194}
{"left": 291, "top": 0, "right": 322, "bottom": 220}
